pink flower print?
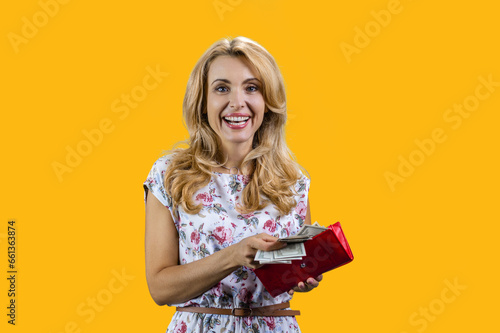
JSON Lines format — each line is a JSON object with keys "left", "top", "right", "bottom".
{"left": 195, "top": 192, "right": 213, "bottom": 206}
{"left": 240, "top": 212, "right": 254, "bottom": 219}
{"left": 243, "top": 316, "right": 252, "bottom": 327}
{"left": 212, "top": 226, "right": 233, "bottom": 245}
{"left": 241, "top": 175, "right": 250, "bottom": 185}
{"left": 263, "top": 316, "right": 276, "bottom": 330}
{"left": 263, "top": 219, "right": 276, "bottom": 233}
{"left": 242, "top": 316, "right": 252, "bottom": 326}
{"left": 238, "top": 287, "right": 251, "bottom": 303}
{"left": 190, "top": 230, "right": 200, "bottom": 245}
{"left": 295, "top": 201, "right": 307, "bottom": 221}
{"left": 173, "top": 320, "right": 187, "bottom": 333}
{"left": 212, "top": 281, "right": 223, "bottom": 297}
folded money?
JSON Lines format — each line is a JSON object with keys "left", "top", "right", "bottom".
{"left": 278, "top": 222, "right": 327, "bottom": 242}
{"left": 255, "top": 242, "right": 306, "bottom": 264}
{"left": 254, "top": 222, "right": 328, "bottom": 264}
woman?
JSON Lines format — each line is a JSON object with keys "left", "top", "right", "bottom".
{"left": 143, "top": 36, "right": 322, "bottom": 333}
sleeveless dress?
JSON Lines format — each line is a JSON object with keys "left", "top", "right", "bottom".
{"left": 143, "top": 154, "right": 311, "bottom": 333}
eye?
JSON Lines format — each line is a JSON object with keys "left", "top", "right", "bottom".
{"left": 246, "top": 85, "right": 259, "bottom": 92}
{"left": 215, "top": 85, "right": 229, "bottom": 93}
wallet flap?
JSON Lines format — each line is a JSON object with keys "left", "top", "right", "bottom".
{"left": 328, "top": 222, "right": 353, "bottom": 259}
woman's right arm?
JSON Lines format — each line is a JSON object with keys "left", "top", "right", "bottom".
{"left": 145, "top": 191, "right": 285, "bottom": 306}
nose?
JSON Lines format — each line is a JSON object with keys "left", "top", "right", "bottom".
{"left": 229, "top": 89, "right": 246, "bottom": 110}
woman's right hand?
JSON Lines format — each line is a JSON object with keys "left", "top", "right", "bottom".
{"left": 231, "top": 233, "right": 287, "bottom": 269}
{"left": 146, "top": 189, "right": 287, "bottom": 305}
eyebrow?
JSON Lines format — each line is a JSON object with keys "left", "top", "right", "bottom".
{"left": 211, "top": 77, "right": 261, "bottom": 85}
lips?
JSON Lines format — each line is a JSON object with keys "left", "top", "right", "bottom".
{"left": 222, "top": 113, "right": 251, "bottom": 129}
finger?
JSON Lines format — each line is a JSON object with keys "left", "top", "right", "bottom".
{"left": 253, "top": 238, "right": 286, "bottom": 251}
{"left": 306, "top": 278, "right": 319, "bottom": 288}
{"left": 316, "top": 274, "right": 323, "bottom": 282}
{"left": 258, "top": 232, "right": 279, "bottom": 241}
{"left": 302, "top": 284, "right": 313, "bottom": 292}
{"left": 253, "top": 261, "right": 263, "bottom": 269}
{"left": 266, "top": 241, "right": 287, "bottom": 251}
{"left": 291, "top": 284, "right": 309, "bottom": 293}
{"left": 247, "top": 261, "right": 263, "bottom": 270}
{"left": 288, "top": 289, "right": 294, "bottom": 295}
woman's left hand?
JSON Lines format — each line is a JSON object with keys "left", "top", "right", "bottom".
{"left": 288, "top": 274, "right": 323, "bottom": 295}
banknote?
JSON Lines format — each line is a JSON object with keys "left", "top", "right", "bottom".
{"left": 257, "top": 259, "right": 292, "bottom": 264}
{"left": 295, "top": 223, "right": 327, "bottom": 238}
{"left": 255, "top": 222, "right": 326, "bottom": 264}
{"left": 275, "top": 242, "right": 306, "bottom": 259}
{"left": 254, "top": 250, "right": 274, "bottom": 262}
{"left": 255, "top": 250, "right": 294, "bottom": 264}
{"left": 255, "top": 243, "right": 306, "bottom": 264}
{"left": 278, "top": 222, "right": 327, "bottom": 242}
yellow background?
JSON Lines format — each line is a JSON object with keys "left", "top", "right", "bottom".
{"left": 1, "top": 0, "right": 499, "bottom": 332}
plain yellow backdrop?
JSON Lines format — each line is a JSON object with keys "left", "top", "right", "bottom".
{"left": 1, "top": 0, "right": 499, "bottom": 332}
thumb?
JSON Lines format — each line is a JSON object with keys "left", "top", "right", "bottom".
{"left": 258, "top": 233, "right": 279, "bottom": 242}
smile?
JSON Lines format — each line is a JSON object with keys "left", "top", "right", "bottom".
{"left": 223, "top": 116, "right": 250, "bottom": 128}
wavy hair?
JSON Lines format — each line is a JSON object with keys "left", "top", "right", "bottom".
{"left": 164, "top": 36, "right": 306, "bottom": 216}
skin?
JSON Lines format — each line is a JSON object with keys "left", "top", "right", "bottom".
{"left": 145, "top": 55, "right": 321, "bottom": 306}
{"left": 206, "top": 55, "right": 266, "bottom": 172}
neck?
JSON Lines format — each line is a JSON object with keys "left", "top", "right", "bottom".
{"left": 219, "top": 142, "right": 253, "bottom": 174}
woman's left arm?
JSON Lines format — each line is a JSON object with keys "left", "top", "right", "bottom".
{"left": 288, "top": 198, "right": 323, "bottom": 295}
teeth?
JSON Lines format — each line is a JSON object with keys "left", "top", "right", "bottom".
{"left": 224, "top": 116, "right": 249, "bottom": 122}
{"left": 228, "top": 121, "right": 246, "bottom": 125}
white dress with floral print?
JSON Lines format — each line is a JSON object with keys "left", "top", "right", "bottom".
{"left": 143, "top": 155, "right": 310, "bottom": 333}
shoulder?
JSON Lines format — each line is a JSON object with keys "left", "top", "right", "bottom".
{"left": 293, "top": 167, "right": 311, "bottom": 194}
{"left": 143, "top": 154, "right": 177, "bottom": 208}
{"left": 146, "top": 153, "right": 178, "bottom": 178}
{"left": 298, "top": 167, "right": 311, "bottom": 184}
{"left": 298, "top": 167, "right": 310, "bottom": 181}
{"left": 150, "top": 153, "right": 175, "bottom": 172}
{"left": 144, "top": 153, "right": 177, "bottom": 190}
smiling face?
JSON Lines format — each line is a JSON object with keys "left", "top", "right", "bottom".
{"left": 206, "top": 55, "right": 266, "bottom": 157}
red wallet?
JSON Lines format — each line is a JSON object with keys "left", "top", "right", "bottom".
{"left": 254, "top": 222, "right": 354, "bottom": 297}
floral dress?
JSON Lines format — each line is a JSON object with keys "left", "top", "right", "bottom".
{"left": 143, "top": 154, "right": 310, "bottom": 333}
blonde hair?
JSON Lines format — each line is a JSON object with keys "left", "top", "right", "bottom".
{"left": 164, "top": 36, "right": 305, "bottom": 216}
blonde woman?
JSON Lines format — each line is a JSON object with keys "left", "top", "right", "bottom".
{"left": 143, "top": 36, "right": 322, "bottom": 333}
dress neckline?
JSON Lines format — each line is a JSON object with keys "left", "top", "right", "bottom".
{"left": 212, "top": 171, "right": 250, "bottom": 176}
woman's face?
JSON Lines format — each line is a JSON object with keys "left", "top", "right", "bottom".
{"left": 206, "top": 55, "right": 266, "bottom": 156}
